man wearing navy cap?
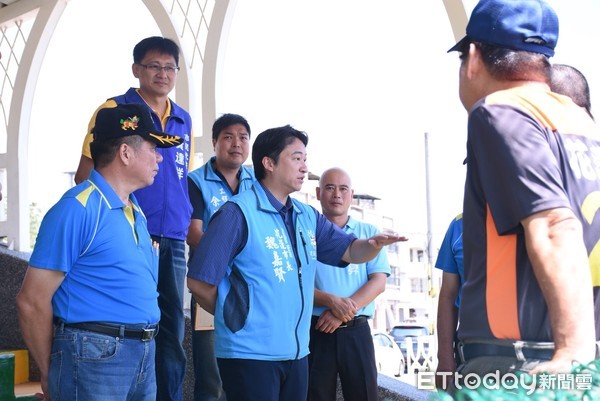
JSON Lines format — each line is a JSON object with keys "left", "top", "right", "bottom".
{"left": 74, "top": 37, "right": 193, "bottom": 401}
{"left": 447, "top": 0, "right": 600, "bottom": 390}
{"left": 17, "top": 103, "right": 182, "bottom": 401}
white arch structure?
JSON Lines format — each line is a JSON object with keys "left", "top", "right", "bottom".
{"left": 0, "top": 0, "right": 467, "bottom": 252}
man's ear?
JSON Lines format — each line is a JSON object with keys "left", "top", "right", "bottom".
{"left": 132, "top": 63, "right": 140, "bottom": 79}
{"left": 465, "top": 43, "right": 482, "bottom": 80}
{"left": 262, "top": 156, "right": 274, "bottom": 173}
{"left": 119, "top": 143, "right": 132, "bottom": 165}
{"left": 315, "top": 186, "right": 321, "bottom": 201}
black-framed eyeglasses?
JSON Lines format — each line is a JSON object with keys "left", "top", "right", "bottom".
{"left": 138, "top": 63, "right": 180, "bottom": 74}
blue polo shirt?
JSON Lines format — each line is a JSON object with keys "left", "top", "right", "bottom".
{"left": 313, "top": 216, "right": 390, "bottom": 318}
{"left": 435, "top": 214, "right": 464, "bottom": 308}
{"left": 30, "top": 169, "right": 160, "bottom": 324}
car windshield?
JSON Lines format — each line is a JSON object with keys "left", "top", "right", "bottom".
{"left": 375, "top": 334, "right": 394, "bottom": 348}
{"left": 391, "top": 326, "right": 427, "bottom": 338}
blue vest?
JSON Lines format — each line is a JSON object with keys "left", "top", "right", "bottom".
{"left": 215, "top": 184, "right": 318, "bottom": 360}
{"left": 112, "top": 88, "right": 193, "bottom": 240}
{"left": 188, "top": 157, "right": 254, "bottom": 229}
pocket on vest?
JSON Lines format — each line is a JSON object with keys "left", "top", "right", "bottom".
{"left": 223, "top": 265, "right": 250, "bottom": 333}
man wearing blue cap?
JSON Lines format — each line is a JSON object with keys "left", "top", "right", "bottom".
{"left": 17, "top": 103, "right": 182, "bottom": 401}
{"left": 447, "top": 0, "right": 600, "bottom": 390}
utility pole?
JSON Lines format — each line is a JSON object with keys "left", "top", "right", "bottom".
{"left": 424, "top": 132, "right": 434, "bottom": 272}
{"left": 425, "top": 132, "right": 437, "bottom": 336}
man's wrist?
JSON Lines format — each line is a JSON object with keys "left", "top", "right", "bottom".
{"left": 326, "top": 294, "right": 339, "bottom": 309}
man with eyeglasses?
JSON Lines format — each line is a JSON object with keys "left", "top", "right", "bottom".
{"left": 74, "top": 36, "right": 193, "bottom": 401}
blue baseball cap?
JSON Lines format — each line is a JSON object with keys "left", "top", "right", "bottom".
{"left": 448, "top": 0, "right": 559, "bottom": 57}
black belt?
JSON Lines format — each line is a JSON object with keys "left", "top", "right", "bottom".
{"left": 311, "top": 315, "right": 369, "bottom": 329}
{"left": 59, "top": 321, "right": 158, "bottom": 341}
{"left": 459, "top": 342, "right": 554, "bottom": 362}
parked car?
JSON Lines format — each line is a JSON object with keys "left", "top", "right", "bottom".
{"left": 372, "top": 331, "right": 405, "bottom": 377}
{"left": 388, "top": 324, "right": 431, "bottom": 368}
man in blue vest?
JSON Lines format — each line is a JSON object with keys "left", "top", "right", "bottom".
{"left": 187, "top": 125, "right": 406, "bottom": 401}
{"left": 187, "top": 113, "right": 254, "bottom": 401}
{"left": 73, "top": 37, "right": 193, "bottom": 401}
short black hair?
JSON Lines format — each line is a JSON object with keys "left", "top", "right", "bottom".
{"left": 252, "top": 125, "right": 308, "bottom": 180}
{"left": 461, "top": 41, "right": 551, "bottom": 83}
{"left": 551, "top": 64, "right": 593, "bottom": 118}
{"left": 133, "top": 36, "right": 180, "bottom": 66}
{"left": 212, "top": 114, "right": 251, "bottom": 141}
{"left": 90, "top": 135, "right": 144, "bottom": 169}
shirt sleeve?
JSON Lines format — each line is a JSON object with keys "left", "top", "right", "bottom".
{"left": 314, "top": 208, "right": 356, "bottom": 266}
{"left": 186, "top": 202, "right": 247, "bottom": 285}
{"left": 435, "top": 218, "right": 460, "bottom": 274}
{"left": 468, "top": 104, "right": 571, "bottom": 235}
{"left": 187, "top": 176, "right": 206, "bottom": 221}
{"left": 363, "top": 225, "right": 391, "bottom": 276}
{"left": 29, "top": 197, "right": 90, "bottom": 272}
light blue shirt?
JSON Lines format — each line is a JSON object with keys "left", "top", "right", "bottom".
{"left": 313, "top": 216, "right": 391, "bottom": 318}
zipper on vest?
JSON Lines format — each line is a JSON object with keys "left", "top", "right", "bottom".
{"left": 293, "top": 227, "right": 309, "bottom": 360}
{"left": 299, "top": 229, "right": 310, "bottom": 264}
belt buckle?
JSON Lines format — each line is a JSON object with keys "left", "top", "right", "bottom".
{"left": 457, "top": 342, "right": 466, "bottom": 364}
{"left": 141, "top": 328, "right": 155, "bottom": 341}
{"left": 513, "top": 341, "right": 526, "bottom": 361}
{"left": 338, "top": 322, "right": 348, "bottom": 329}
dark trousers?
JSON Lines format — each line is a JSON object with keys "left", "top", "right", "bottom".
{"left": 190, "top": 298, "right": 226, "bottom": 401}
{"left": 308, "top": 317, "right": 378, "bottom": 401}
{"left": 218, "top": 357, "right": 308, "bottom": 401}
